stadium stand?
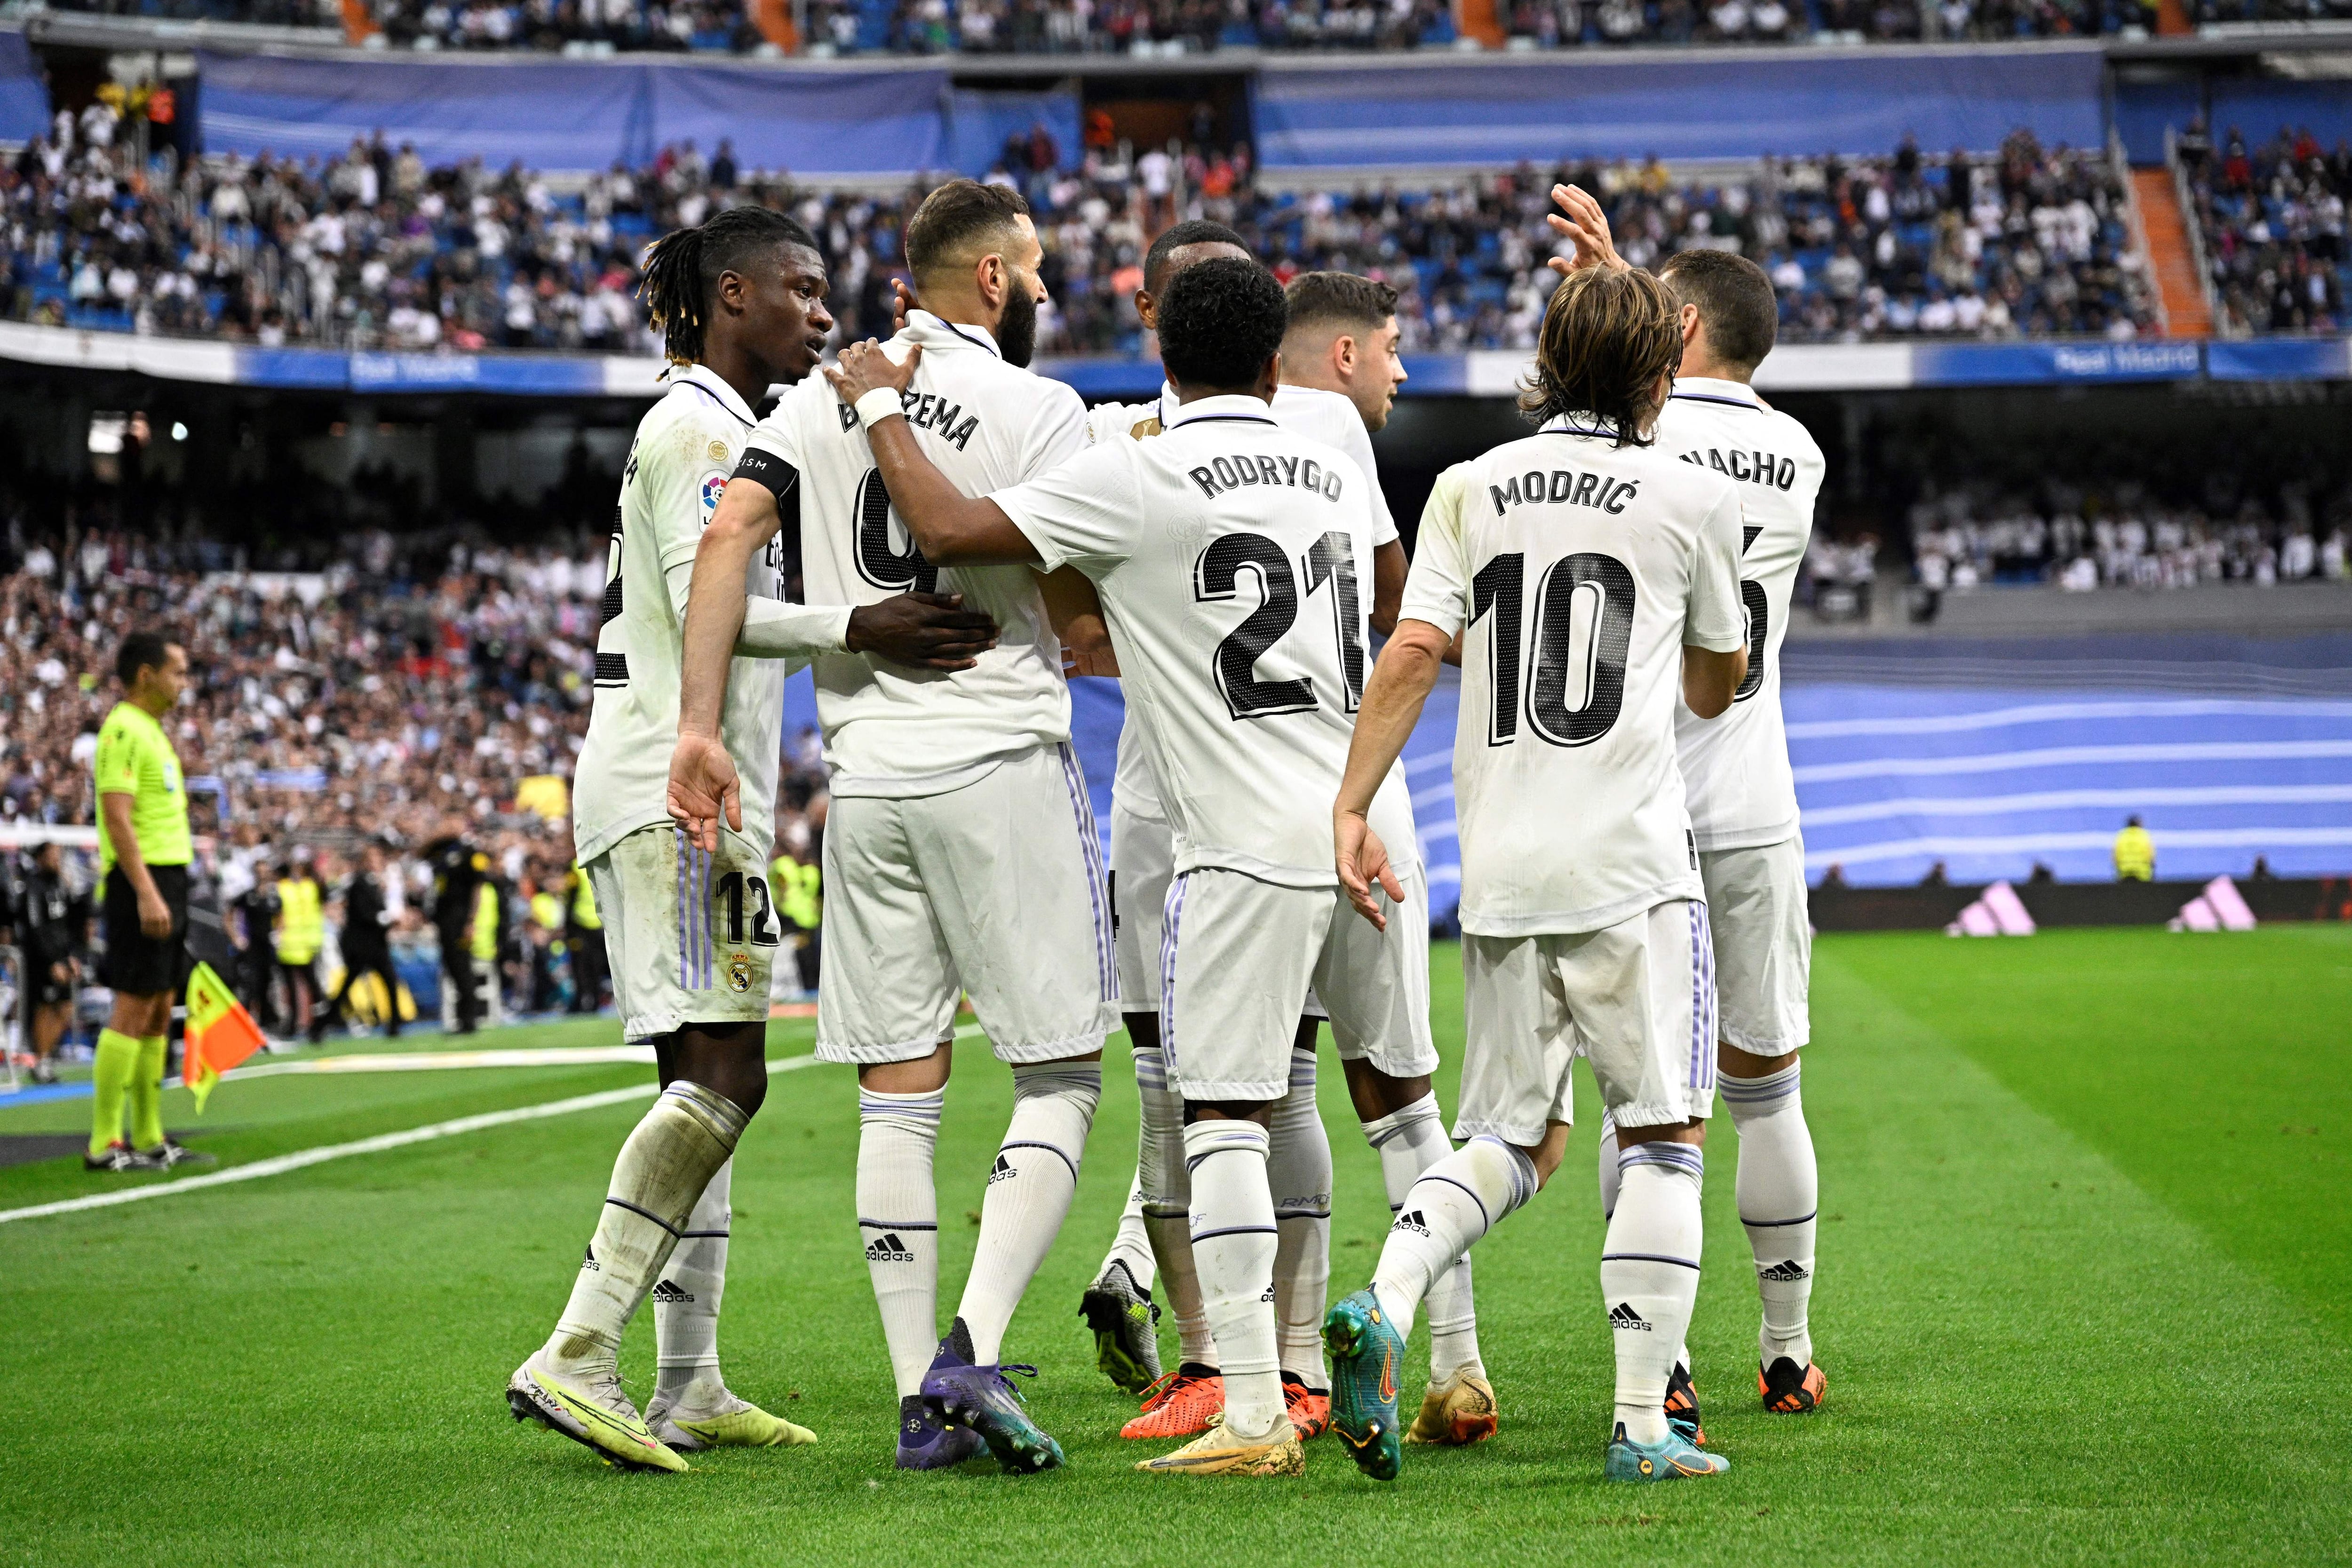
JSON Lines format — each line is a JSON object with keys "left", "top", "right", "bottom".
{"left": 28, "top": 0, "right": 2164, "bottom": 52}
{"left": 0, "top": 122, "right": 2158, "bottom": 352}
{"left": 2177, "top": 120, "right": 2350, "bottom": 337}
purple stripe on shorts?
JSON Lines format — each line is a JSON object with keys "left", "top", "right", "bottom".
{"left": 1058, "top": 742, "right": 1115, "bottom": 1004}
{"left": 675, "top": 827, "right": 691, "bottom": 992}
{"left": 1693, "top": 902, "right": 1712, "bottom": 1100}
{"left": 1157, "top": 872, "right": 1190, "bottom": 1085}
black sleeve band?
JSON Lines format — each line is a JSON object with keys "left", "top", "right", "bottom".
{"left": 731, "top": 446, "right": 799, "bottom": 499}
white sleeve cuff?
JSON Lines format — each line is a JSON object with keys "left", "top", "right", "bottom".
{"left": 736, "top": 597, "right": 853, "bottom": 659}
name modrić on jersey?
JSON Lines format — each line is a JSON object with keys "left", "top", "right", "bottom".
{"left": 1186, "top": 453, "right": 1348, "bottom": 501}
{"left": 1487, "top": 469, "right": 1640, "bottom": 517}
{"left": 1678, "top": 447, "right": 1798, "bottom": 491}
{"left": 835, "top": 390, "right": 980, "bottom": 450}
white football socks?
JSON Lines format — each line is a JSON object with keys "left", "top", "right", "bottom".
{"left": 1603, "top": 1142, "right": 1705, "bottom": 1446}
{"left": 1364, "top": 1092, "right": 1481, "bottom": 1379}
{"left": 857, "top": 1084, "right": 943, "bottom": 1399}
{"left": 1722, "top": 1062, "right": 1818, "bottom": 1368}
{"left": 1136, "top": 1042, "right": 1214, "bottom": 1369}
{"left": 652, "top": 1157, "right": 732, "bottom": 1402}
{"left": 548, "top": 1081, "right": 747, "bottom": 1370}
{"left": 1184, "top": 1119, "right": 1281, "bottom": 1438}
{"left": 1371, "top": 1134, "right": 1536, "bottom": 1338}
{"left": 957, "top": 1061, "right": 1101, "bottom": 1366}
{"left": 1098, "top": 1176, "right": 1157, "bottom": 1293}
{"left": 1268, "top": 1046, "right": 1333, "bottom": 1387}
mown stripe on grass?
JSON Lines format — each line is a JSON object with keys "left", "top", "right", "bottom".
{"left": 0, "top": 1053, "right": 829, "bottom": 1227}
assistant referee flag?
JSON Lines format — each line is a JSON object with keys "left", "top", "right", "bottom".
{"left": 183, "top": 962, "right": 266, "bottom": 1112}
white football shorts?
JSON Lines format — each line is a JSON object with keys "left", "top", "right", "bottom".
{"left": 1454, "top": 897, "right": 1717, "bottom": 1146}
{"left": 1157, "top": 864, "right": 1436, "bottom": 1102}
{"left": 817, "top": 742, "right": 1117, "bottom": 1067}
{"left": 1699, "top": 836, "right": 1811, "bottom": 1056}
{"left": 587, "top": 822, "right": 776, "bottom": 1043}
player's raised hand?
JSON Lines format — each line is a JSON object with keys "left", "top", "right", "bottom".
{"left": 1335, "top": 812, "right": 1405, "bottom": 930}
{"left": 891, "top": 276, "right": 921, "bottom": 333}
{"left": 666, "top": 732, "right": 742, "bottom": 853}
{"left": 1547, "top": 184, "right": 1629, "bottom": 278}
{"left": 824, "top": 338, "right": 920, "bottom": 409}
{"left": 847, "top": 591, "right": 1001, "bottom": 671}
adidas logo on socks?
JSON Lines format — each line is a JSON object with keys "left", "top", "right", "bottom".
{"left": 1392, "top": 1209, "right": 1430, "bottom": 1236}
{"left": 1757, "top": 1259, "right": 1811, "bottom": 1282}
{"left": 651, "top": 1279, "right": 694, "bottom": 1303}
{"left": 580, "top": 1246, "right": 600, "bottom": 1273}
{"left": 987, "top": 1154, "right": 1017, "bottom": 1185}
{"left": 866, "top": 1232, "right": 917, "bottom": 1263}
{"left": 1608, "top": 1302, "right": 1653, "bottom": 1332}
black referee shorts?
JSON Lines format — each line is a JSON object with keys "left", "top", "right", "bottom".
{"left": 103, "top": 864, "right": 190, "bottom": 997}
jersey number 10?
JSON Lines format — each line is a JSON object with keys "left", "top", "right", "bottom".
{"left": 1195, "top": 531, "right": 1366, "bottom": 721}
{"left": 1468, "top": 550, "right": 1638, "bottom": 748}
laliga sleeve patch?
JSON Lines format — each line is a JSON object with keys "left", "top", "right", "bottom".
{"left": 699, "top": 471, "right": 730, "bottom": 518}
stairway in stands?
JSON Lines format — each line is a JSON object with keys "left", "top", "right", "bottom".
{"left": 2132, "top": 167, "right": 2214, "bottom": 339}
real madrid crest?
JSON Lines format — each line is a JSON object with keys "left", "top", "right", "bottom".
{"left": 726, "top": 953, "right": 754, "bottom": 994}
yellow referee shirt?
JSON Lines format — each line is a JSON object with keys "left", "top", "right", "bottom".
{"left": 94, "top": 700, "right": 191, "bottom": 878}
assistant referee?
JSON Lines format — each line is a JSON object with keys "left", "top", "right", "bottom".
{"left": 86, "top": 631, "right": 211, "bottom": 1173}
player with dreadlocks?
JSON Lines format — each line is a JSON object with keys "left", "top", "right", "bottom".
{"left": 507, "top": 205, "right": 1000, "bottom": 1473}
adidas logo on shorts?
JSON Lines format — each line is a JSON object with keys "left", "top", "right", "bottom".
{"left": 1391, "top": 1209, "right": 1431, "bottom": 1236}
{"left": 1757, "top": 1259, "right": 1811, "bottom": 1282}
{"left": 1608, "top": 1302, "right": 1653, "bottom": 1332}
{"left": 987, "top": 1154, "right": 1017, "bottom": 1185}
{"left": 866, "top": 1232, "right": 917, "bottom": 1263}
{"left": 580, "top": 1246, "right": 601, "bottom": 1273}
{"left": 651, "top": 1279, "right": 694, "bottom": 1304}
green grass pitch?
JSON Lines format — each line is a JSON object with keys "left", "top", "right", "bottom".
{"left": 1, "top": 925, "right": 2346, "bottom": 1566}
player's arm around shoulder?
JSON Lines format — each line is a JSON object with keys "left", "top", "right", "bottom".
{"left": 825, "top": 338, "right": 1041, "bottom": 566}
{"left": 1680, "top": 474, "right": 1750, "bottom": 719}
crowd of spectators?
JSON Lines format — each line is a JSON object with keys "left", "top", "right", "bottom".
{"left": 2177, "top": 119, "right": 2349, "bottom": 337}
{"left": 39, "top": 0, "right": 2187, "bottom": 51}
{"left": 1, "top": 116, "right": 2161, "bottom": 357}
{"left": 1502, "top": 0, "right": 2153, "bottom": 45}
{"left": 1906, "top": 479, "right": 2352, "bottom": 591}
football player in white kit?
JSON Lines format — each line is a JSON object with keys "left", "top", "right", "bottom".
{"left": 507, "top": 207, "right": 1000, "bottom": 1473}
{"left": 666, "top": 181, "right": 1120, "bottom": 1475}
{"left": 1320, "top": 263, "right": 1749, "bottom": 1485}
{"left": 825, "top": 256, "right": 1426, "bottom": 1478}
{"left": 1570, "top": 231, "right": 1832, "bottom": 1421}
{"left": 1073, "top": 233, "right": 1485, "bottom": 1453}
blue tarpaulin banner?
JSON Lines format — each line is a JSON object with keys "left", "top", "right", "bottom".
{"left": 196, "top": 52, "right": 947, "bottom": 176}
{"left": 0, "top": 29, "right": 48, "bottom": 144}
{"left": 1911, "top": 339, "right": 2202, "bottom": 386}
{"left": 1251, "top": 44, "right": 2107, "bottom": 168}
{"left": 645, "top": 66, "right": 946, "bottom": 180}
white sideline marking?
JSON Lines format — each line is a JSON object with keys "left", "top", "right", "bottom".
{"left": 227, "top": 1046, "right": 660, "bottom": 1079}
{"left": 0, "top": 1055, "right": 827, "bottom": 1228}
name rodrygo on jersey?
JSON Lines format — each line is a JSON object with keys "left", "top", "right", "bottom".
{"left": 1656, "top": 378, "right": 1826, "bottom": 851}
{"left": 1398, "top": 418, "right": 1748, "bottom": 937}
{"left": 1084, "top": 386, "right": 1421, "bottom": 869}
{"left": 573, "top": 365, "right": 795, "bottom": 867}
{"left": 735, "top": 311, "right": 1087, "bottom": 799}
{"left": 998, "top": 394, "right": 1379, "bottom": 888}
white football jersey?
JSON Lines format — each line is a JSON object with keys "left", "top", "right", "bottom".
{"left": 573, "top": 365, "right": 848, "bottom": 867}
{"left": 1398, "top": 417, "right": 1747, "bottom": 937}
{"left": 999, "top": 394, "right": 1378, "bottom": 888}
{"left": 738, "top": 311, "right": 1086, "bottom": 798}
{"left": 1086, "top": 383, "right": 1416, "bottom": 866}
{"left": 1657, "top": 378, "right": 1825, "bottom": 850}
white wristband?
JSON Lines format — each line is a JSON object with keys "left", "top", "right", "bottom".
{"left": 854, "top": 387, "right": 905, "bottom": 430}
